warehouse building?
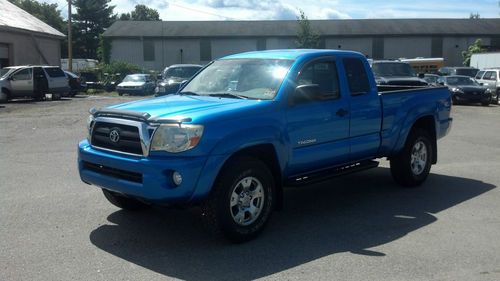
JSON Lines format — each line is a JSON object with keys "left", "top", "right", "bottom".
{"left": 0, "top": 0, "right": 65, "bottom": 68}
{"left": 103, "top": 19, "right": 500, "bottom": 71}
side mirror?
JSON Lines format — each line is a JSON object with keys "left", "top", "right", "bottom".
{"left": 438, "top": 81, "right": 444, "bottom": 86}
{"left": 418, "top": 73, "right": 425, "bottom": 79}
{"left": 292, "top": 84, "right": 321, "bottom": 105}
{"left": 479, "top": 82, "right": 484, "bottom": 86}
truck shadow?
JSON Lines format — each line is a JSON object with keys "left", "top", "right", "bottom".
{"left": 89, "top": 168, "right": 495, "bottom": 281}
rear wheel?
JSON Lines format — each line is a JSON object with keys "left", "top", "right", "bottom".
{"left": 201, "top": 157, "right": 275, "bottom": 243}
{"left": 102, "top": 189, "right": 150, "bottom": 211}
{"left": 390, "top": 128, "right": 433, "bottom": 187}
{"left": 0, "top": 90, "right": 8, "bottom": 103}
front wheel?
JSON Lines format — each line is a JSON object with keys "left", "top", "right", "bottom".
{"left": 390, "top": 128, "right": 433, "bottom": 187}
{"left": 201, "top": 157, "right": 275, "bottom": 243}
{"left": 102, "top": 189, "right": 150, "bottom": 211}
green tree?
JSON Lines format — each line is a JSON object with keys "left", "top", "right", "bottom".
{"left": 462, "top": 39, "right": 483, "bottom": 66}
{"left": 120, "top": 4, "right": 161, "bottom": 21}
{"left": 295, "top": 10, "right": 320, "bottom": 49}
{"left": 73, "top": 0, "right": 116, "bottom": 59}
{"left": 469, "top": 12, "right": 480, "bottom": 19}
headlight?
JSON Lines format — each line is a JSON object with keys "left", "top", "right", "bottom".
{"left": 86, "top": 114, "right": 95, "bottom": 140}
{"left": 452, "top": 88, "right": 462, "bottom": 93}
{"left": 150, "top": 124, "right": 204, "bottom": 153}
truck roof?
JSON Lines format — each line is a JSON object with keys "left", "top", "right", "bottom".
{"left": 221, "top": 49, "right": 363, "bottom": 60}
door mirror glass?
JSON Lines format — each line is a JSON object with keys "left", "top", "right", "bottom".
{"left": 292, "top": 84, "right": 321, "bottom": 105}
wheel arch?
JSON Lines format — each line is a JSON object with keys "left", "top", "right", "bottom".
{"left": 397, "top": 115, "right": 438, "bottom": 164}
{"left": 214, "top": 143, "right": 284, "bottom": 211}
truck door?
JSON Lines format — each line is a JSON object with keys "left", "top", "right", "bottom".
{"left": 9, "top": 68, "right": 33, "bottom": 97}
{"left": 341, "top": 57, "right": 382, "bottom": 160}
{"left": 286, "top": 58, "right": 350, "bottom": 175}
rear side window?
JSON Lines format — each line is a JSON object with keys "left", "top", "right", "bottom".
{"left": 44, "top": 67, "right": 65, "bottom": 78}
{"left": 483, "top": 71, "right": 495, "bottom": 80}
{"left": 343, "top": 58, "right": 370, "bottom": 95}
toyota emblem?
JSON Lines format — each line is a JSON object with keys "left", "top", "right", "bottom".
{"left": 109, "top": 128, "right": 120, "bottom": 143}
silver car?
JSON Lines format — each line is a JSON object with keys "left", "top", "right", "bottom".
{"left": 475, "top": 68, "right": 500, "bottom": 104}
{"left": 0, "top": 65, "right": 69, "bottom": 102}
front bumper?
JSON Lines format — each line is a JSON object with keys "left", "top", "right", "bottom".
{"left": 454, "top": 92, "right": 490, "bottom": 103}
{"left": 78, "top": 140, "right": 211, "bottom": 204}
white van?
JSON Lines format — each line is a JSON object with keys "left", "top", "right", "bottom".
{"left": 0, "top": 65, "right": 69, "bottom": 102}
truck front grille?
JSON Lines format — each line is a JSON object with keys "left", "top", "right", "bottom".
{"left": 91, "top": 121, "right": 143, "bottom": 155}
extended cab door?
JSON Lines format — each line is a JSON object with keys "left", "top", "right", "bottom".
{"left": 286, "top": 58, "right": 350, "bottom": 175}
{"left": 341, "top": 57, "right": 382, "bottom": 160}
{"left": 9, "top": 68, "right": 33, "bottom": 96}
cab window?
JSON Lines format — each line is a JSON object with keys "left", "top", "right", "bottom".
{"left": 12, "top": 68, "right": 32, "bottom": 80}
{"left": 296, "top": 60, "right": 340, "bottom": 100}
{"left": 475, "top": 71, "right": 484, "bottom": 80}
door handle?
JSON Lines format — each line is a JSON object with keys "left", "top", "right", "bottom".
{"left": 336, "top": 108, "right": 349, "bottom": 117}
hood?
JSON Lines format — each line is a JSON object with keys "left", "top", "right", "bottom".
{"left": 118, "top": 81, "right": 145, "bottom": 87}
{"left": 108, "top": 94, "right": 267, "bottom": 123}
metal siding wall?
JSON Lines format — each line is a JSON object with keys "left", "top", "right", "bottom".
{"left": 442, "top": 37, "right": 491, "bottom": 66}
{"left": 431, "top": 37, "right": 443, "bottom": 57}
{"left": 0, "top": 31, "right": 61, "bottom": 66}
{"left": 372, "top": 38, "right": 384, "bottom": 59}
{"left": 384, "top": 37, "right": 432, "bottom": 59}
{"left": 211, "top": 38, "right": 257, "bottom": 60}
{"left": 266, "top": 38, "right": 296, "bottom": 49}
{"left": 325, "top": 37, "right": 372, "bottom": 57}
{"left": 111, "top": 38, "right": 143, "bottom": 67}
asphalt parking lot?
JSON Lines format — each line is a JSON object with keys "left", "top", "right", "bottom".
{"left": 1, "top": 96, "right": 500, "bottom": 281}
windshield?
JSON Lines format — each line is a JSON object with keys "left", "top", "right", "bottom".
{"left": 455, "top": 68, "right": 478, "bottom": 77}
{"left": 446, "top": 76, "right": 478, "bottom": 86}
{"left": 123, "top": 75, "right": 146, "bottom": 82}
{"left": 180, "top": 59, "right": 293, "bottom": 100}
{"left": 164, "top": 66, "right": 201, "bottom": 79}
{"left": 372, "top": 62, "right": 415, "bottom": 77}
{"left": 424, "top": 75, "right": 438, "bottom": 83}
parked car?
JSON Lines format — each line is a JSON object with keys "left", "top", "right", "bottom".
{"left": 438, "top": 75, "right": 491, "bottom": 106}
{"left": 64, "top": 71, "right": 86, "bottom": 96}
{"left": 371, "top": 61, "right": 428, "bottom": 86}
{"left": 79, "top": 49, "right": 452, "bottom": 242}
{"left": 0, "top": 65, "right": 69, "bottom": 102}
{"left": 438, "top": 66, "right": 479, "bottom": 77}
{"left": 423, "top": 73, "right": 440, "bottom": 86}
{"left": 155, "top": 64, "right": 203, "bottom": 96}
{"left": 475, "top": 68, "right": 500, "bottom": 104}
{"left": 79, "top": 72, "right": 102, "bottom": 90}
{"left": 116, "top": 74, "right": 156, "bottom": 96}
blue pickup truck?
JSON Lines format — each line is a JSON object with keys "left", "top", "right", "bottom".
{"left": 78, "top": 49, "right": 452, "bottom": 242}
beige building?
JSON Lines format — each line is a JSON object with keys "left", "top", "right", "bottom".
{"left": 0, "top": 0, "right": 65, "bottom": 68}
{"left": 103, "top": 19, "right": 500, "bottom": 71}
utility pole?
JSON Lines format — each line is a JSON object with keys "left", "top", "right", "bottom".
{"left": 67, "top": 0, "right": 72, "bottom": 72}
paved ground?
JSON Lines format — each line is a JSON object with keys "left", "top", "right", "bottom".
{"left": 1, "top": 96, "right": 500, "bottom": 281}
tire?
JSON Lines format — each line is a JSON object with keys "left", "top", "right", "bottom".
{"left": 102, "top": 189, "right": 150, "bottom": 211}
{"left": 201, "top": 157, "right": 275, "bottom": 243}
{"left": 390, "top": 128, "right": 433, "bottom": 187}
{"left": 0, "top": 91, "right": 8, "bottom": 103}
{"left": 451, "top": 95, "right": 459, "bottom": 105}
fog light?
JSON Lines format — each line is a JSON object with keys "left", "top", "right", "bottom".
{"left": 172, "top": 171, "right": 183, "bottom": 186}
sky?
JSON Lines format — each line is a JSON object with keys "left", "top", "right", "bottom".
{"left": 43, "top": 0, "right": 500, "bottom": 21}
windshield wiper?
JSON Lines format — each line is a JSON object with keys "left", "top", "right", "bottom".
{"left": 208, "top": 92, "right": 248, "bottom": 99}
